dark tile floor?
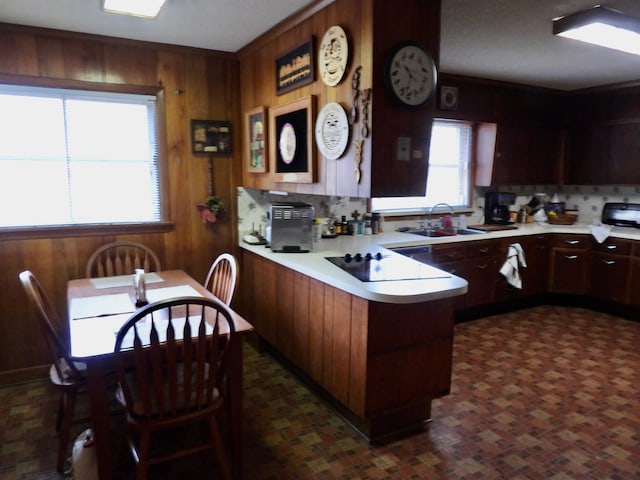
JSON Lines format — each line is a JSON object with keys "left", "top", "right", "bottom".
{"left": 1, "top": 305, "right": 639, "bottom": 479}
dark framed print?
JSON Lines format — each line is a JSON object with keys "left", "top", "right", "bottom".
{"left": 439, "top": 86, "right": 459, "bottom": 110}
{"left": 269, "top": 95, "right": 316, "bottom": 183}
{"left": 276, "top": 38, "right": 315, "bottom": 95}
{"left": 245, "top": 106, "right": 267, "bottom": 173}
{"left": 191, "top": 120, "right": 232, "bottom": 154}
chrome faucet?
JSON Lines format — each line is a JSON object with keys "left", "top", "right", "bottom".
{"left": 428, "top": 202, "right": 455, "bottom": 230}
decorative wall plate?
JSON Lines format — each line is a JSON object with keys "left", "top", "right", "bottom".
{"left": 278, "top": 122, "right": 297, "bottom": 164}
{"left": 315, "top": 102, "right": 349, "bottom": 160}
{"left": 318, "top": 25, "right": 349, "bottom": 86}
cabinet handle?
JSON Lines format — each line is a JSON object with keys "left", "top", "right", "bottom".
{"left": 476, "top": 264, "right": 488, "bottom": 270}
{"left": 564, "top": 254, "right": 578, "bottom": 260}
{"left": 602, "top": 260, "right": 616, "bottom": 265}
{"left": 446, "top": 253, "right": 456, "bottom": 259}
{"left": 606, "top": 245, "right": 617, "bottom": 250}
{"left": 478, "top": 247, "right": 489, "bottom": 254}
{"left": 564, "top": 240, "right": 580, "bottom": 245}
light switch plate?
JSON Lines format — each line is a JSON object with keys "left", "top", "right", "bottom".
{"left": 397, "top": 137, "right": 410, "bottom": 161}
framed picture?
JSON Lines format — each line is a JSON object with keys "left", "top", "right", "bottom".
{"left": 276, "top": 38, "right": 315, "bottom": 95}
{"left": 245, "top": 106, "right": 268, "bottom": 173}
{"left": 269, "top": 95, "right": 316, "bottom": 183}
{"left": 191, "top": 120, "right": 232, "bottom": 154}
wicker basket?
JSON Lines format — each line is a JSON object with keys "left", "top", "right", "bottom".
{"left": 547, "top": 212, "right": 578, "bottom": 225}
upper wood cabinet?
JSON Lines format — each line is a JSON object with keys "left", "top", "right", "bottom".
{"left": 238, "top": 0, "right": 441, "bottom": 198}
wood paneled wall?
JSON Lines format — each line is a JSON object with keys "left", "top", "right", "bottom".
{"left": 0, "top": 23, "right": 241, "bottom": 383}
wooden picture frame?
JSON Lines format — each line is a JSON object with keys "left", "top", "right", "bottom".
{"left": 269, "top": 95, "right": 316, "bottom": 183}
{"left": 276, "top": 38, "right": 315, "bottom": 95}
{"left": 191, "top": 120, "right": 232, "bottom": 154}
{"left": 245, "top": 106, "right": 268, "bottom": 173}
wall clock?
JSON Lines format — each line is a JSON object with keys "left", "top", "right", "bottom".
{"left": 315, "top": 102, "right": 349, "bottom": 160}
{"left": 319, "top": 25, "right": 349, "bottom": 86}
{"left": 383, "top": 42, "right": 438, "bottom": 108}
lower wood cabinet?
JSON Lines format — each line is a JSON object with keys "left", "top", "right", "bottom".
{"left": 241, "top": 250, "right": 455, "bottom": 443}
{"left": 589, "top": 237, "right": 632, "bottom": 304}
{"left": 548, "top": 234, "right": 591, "bottom": 294}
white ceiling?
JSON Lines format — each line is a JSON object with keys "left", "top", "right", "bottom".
{"left": 1, "top": 0, "right": 640, "bottom": 91}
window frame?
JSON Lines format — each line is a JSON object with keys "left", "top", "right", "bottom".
{"left": 370, "top": 118, "right": 477, "bottom": 216}
{"left": 0, "top": 74, "right": 171, "bottom": 239}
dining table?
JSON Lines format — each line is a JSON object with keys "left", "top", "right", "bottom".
{"left": 67, "top": 269, "right": 253, "bottom": 479}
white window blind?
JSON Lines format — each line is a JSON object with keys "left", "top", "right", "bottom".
{"left": 371, "top": 119, "right": 472, "bottom": 212}
{"left": 0, "top": 85, "right": 160, "bottom": 228}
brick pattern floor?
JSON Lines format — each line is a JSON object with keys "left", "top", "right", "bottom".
{"left": 1, "top": 305, "right": 639, "bottom": 479}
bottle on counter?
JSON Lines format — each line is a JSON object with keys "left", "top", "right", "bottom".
{"left": 334, "top": 217, "right": 343, "bottom": 235}
{"left": 340, "top": 215, "right": 348, "bottom": 235}
{"left": 371, "top": 212, "right": 380, "bottom": 234}
{"left": 313, "top": 218, "right": 323, "bottom": 242}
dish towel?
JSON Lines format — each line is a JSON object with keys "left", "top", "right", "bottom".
{"left": 589, "top": 221, "right": 611, "bottom": 243}
{"left": 500, "top": 242, "right": 527, "bottom": 289}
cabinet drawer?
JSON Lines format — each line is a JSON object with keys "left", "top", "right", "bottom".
{"left": 430, "top": 244, "right": 466, "bottom": 263}
{"left": 591, "top": 237, "right": 632, "bottom": 255}
{"left": 466, "top": 240, "right": 499, "bottom": 258}
{"left": 552, "top": 234, "right": 589, "bottom": 250}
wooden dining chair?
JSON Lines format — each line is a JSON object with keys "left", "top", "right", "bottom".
{"left": 203, "top": 253, "right": 239, "bottom": 306}
{"left": 113, "top": 296, "right": 236, "bottom": 480}
{"left": 86, "top": 241, "right": 161, "bottom": 278}
{"left": 19, "top": 270, "right": 87, "bottom": 473}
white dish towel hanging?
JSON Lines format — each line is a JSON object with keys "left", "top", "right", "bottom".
{"left": 500, "top": 242, "right": 527, "bottom": 289}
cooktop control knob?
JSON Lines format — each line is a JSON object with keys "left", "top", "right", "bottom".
{"left": 365, "top": 252, "right": 373, "bottom": 261}
{"left": 375, "top": 252, "right": 383, "bottom": 260}
{"left": 344, "top": 253, "right": 353, "bottom": 262}
{"left": 354, "top": 253, "right": 363, "bottom": 262}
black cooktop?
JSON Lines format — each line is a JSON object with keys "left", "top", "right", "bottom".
{"left": 326, "top": 253, "right": 450, "bottom": 282}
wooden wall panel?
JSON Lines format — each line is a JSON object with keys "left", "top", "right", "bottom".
{"left": 0, "top": 24, "right": 241, "bottom": 382}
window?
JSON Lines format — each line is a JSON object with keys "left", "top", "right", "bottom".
{"left": 371, "top": 119, "right": 472, "bottom": 212}
{"left": 0, "top": 84, "right": 160, "bottom": 228}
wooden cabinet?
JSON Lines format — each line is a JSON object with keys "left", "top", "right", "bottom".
{"left": 627, "top": 243, "right": 640, "bottom": 307}
{"left": 495, "top": 235, "right": 549, "bottom": 301}
{"left": 589, "top": 237, "right": 632, "bottom": 304}
{"left": 548, "top": 234, "right": 590, "bottom": 294}
{"left": 491, "top": 125, "right": 560, "bottom": 185}
{"left": 241, "top": 250, "right": 455, "bottom": 443}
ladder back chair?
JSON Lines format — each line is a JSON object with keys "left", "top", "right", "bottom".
{"left": 86, "top": 241, "right": 161, "bottom": 278}
{"left": 203, "top": 253, "right": 239, "bottom": 306}
{"left": 19, "top": 270, "right": 87, "bottom": 473}
{"left": 113, "top": 296, "right": 236, "bottom": 480}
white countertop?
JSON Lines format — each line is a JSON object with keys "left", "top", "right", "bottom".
{"left": 239, "top": 221, "right": 640, "bottom": 305}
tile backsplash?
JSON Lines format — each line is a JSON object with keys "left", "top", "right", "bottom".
{"left": 237, "top": 185, "right": 640, "bottom": 236}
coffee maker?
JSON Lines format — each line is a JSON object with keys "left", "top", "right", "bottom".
{"left": 484, "top": 191, "right": 516, "bottom": 224}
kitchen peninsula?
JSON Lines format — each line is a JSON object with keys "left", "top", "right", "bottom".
{"left": 240, "top": 233, "right": 468, "bottom": 443}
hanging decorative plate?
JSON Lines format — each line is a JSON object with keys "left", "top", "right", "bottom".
{"left": 315, "top": 102, "right": 350, "bottom": 160}
{"left": 318, "top": 25, "right": 349, "bottom": 86}
{"left": 278, "top": 122, "right": 297, "bottom": 164}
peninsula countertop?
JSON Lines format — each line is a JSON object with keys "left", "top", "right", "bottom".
{"left": 239, "top": 221, "right": 639, "bottom": 305}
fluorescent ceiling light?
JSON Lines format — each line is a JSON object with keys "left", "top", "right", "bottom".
{"left": 553, "top": 5, "right": 640, "bottom": 56}
{"left": 103, "top": 0, "right": 167, "bottom": 19}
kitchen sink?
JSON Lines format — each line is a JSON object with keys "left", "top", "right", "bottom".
{"left": 399, "top": 227, "right": 487, "bottom": 237}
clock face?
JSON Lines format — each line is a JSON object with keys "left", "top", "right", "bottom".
{"left": 315, "top": 102, "right": 349, "bottom": 160}
{"left": 385, "top": 43, "right": 437, "bottom": 107}
{"left": 319, "top": 25, "right": 349, "bottom": 86}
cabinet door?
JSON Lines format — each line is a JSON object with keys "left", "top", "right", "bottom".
{"left": 564, "top": 124, "right": 608, "bottom": 185}
{"left": 548, "top": 248, "right": 590, "bottom": 294}
{"left": 464, "top": 256, "right": 499, "bottom": 307}
{"left": 589, "top": 252, "right": 630, "bottom": 303}
{"left": 496, "top": 235, "right": 549, "bottom": 301}
{"left": 608, "top": 123, "right": 640, "bottom": 184}
{"left": 492, "top": 125, "right": 559, "bottom": 185}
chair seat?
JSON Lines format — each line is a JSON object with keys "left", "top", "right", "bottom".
{"left": 115, "top": 364, "right": 222, "bottom": 418}
{"left": 49, "top": 358, "right": 86, "bottom": 387}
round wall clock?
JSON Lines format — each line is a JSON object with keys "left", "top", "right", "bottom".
{"left": 315, "top": 102, "right": 349, "bottom": 160}
{"left": 383, "top": 42, "right": 438, "bottom": 108}
{"left": 278, "top": 122, "right": 296, "bottom": 164}
{"left": 319, "top": 25, "right": 349, "bottom": 86}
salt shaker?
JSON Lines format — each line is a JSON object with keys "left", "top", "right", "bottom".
{"left": 134, "top": 269, "right": 148, "bottom": 307}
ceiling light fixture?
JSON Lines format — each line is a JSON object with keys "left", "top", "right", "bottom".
{"left": 103, "top": 0, "right": 167, "bottom": 19}
{"left": 553, "top": 5, "right": 640, "bottom": 56}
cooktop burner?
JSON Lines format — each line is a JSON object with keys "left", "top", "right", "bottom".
{"left": 325, "top": 252, "right": 451, "bottom": 282}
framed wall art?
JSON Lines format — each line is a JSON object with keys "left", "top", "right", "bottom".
{"left": 245, "top": 106, "right": 268, "bottom": 173}
{"left": 276, "top": 38, "right": 315, "bottom": 95}
{"left": 191, "top": 120, "right": 232, "bottom": 154}
{"left": 269, "top": 95, "right": 316, "bottom": 183}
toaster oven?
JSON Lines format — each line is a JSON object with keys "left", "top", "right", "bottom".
{"left": 269, "top": 202, "right": 315, "bottom": 252}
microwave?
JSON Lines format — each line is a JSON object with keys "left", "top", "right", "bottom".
{"left": 269, "top": 202, "right": 315, "bottom": 252}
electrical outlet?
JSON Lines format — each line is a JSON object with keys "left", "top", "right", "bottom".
{"left": 397, "top": 137, "right": 410, "bottom": 161}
